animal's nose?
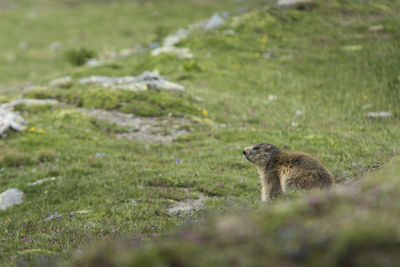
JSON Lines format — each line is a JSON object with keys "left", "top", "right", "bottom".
{"left": 242, "top": 150, "right": 247, "bottom": 156}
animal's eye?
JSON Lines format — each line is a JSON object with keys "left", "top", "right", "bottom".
{"left": 253, "top": 145, "right": 260, "bottom": 150}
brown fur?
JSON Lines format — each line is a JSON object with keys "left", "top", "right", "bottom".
{"left": 243, "top": 143, "right": 333, "bottom": 202}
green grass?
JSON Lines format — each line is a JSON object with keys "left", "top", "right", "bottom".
{"left": 0, "top": 0, "right": 400, "bottom": 265}
{"left": 0, "top": 0, "right": 249, "bottom": 86}
{"left": 72, "top": 156, "right": 400, "bottom": 267}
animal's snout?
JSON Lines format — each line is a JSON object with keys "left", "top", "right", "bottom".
{"left": 243, "top": 146, "right": 253, "bottom": 161}
{"left": 243, "top": 146, "right": 253, "bottom": 155}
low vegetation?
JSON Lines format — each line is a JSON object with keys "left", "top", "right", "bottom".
{"left": 0, "top": 0, "right": 399, "bottom": 266}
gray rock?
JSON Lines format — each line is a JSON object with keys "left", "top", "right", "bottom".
{"left": 28, "top": 177, "right": 61, "bottom": 186}
{"left": 368, "top": 25, "right": 384, "bottom": 32}
{"left": 19, "top": 41, "right": 29, "bottom": 50}
{"left": 0, "top": 110, "right": 26, "bottom": 137}
{"left": 154, "top": 12, "right": 227, "bottom": 59}
{"left": 0, "top": 188, "right": 24, "bottom": 210}
{"left": 168, "top": 194, "right": 207, "bottom": 215}
{"left": 223, "top": 29, "right": 236, "bottom": 36}
{"left": 205, "top": 14, "right": 225, "bottom": 30}
{"left": 85, "top": 58, "right": 105, "bottom": 67}
{"left": 119, "top": 48, "right": 138, "bottom": 57}
{"left": 151, "top": 46, "right": 194, "bottom": 59}
{"left": 0, "top": 99, "right": 59, "bottom": 111}
{"left": 277, "top": 0, "right": 313, "bottom": 7}
{"left": 79, "top": 71, "right": 185, "bottom": 93}
{"left": 49, "top": 42, "right": 62, "bottom": 51}
{"left": 79, "top": 108, "right": 191, "bottom": 144}
{"left": 367, "top": 112, "right": 393, "bottom": 119}
{"left": 163, "top": 28, "right": 190, "bottom": 47}
{"left": 49, "top": 76, "right": 72, "bottom": 87}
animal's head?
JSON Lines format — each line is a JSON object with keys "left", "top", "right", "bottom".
{"left": 242, "top": 143, "right": 280, "bottom": 167}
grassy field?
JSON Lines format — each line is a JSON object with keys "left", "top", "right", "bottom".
{"left": 1, "top": 0, "right": 400, "bottom": 265}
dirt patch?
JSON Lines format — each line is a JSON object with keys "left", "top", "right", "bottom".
{"left": 167, "top": 194, "right": 207, "bottom": 216}
{"left": 79, "top": 108, "right": 192, "bottom": 144}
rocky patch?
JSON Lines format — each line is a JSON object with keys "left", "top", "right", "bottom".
{"left": 79, "top": 108, "right": 193, "bottom": 144}
{"left": 79, "top": 71, "right": 185, "bottom": 93}
{"left": 167, "top": 194, "right": 207, "bottom": 216}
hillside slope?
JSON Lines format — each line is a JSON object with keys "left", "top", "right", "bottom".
{"left": 0, "top": 0, "right": 399, "bottom": 265}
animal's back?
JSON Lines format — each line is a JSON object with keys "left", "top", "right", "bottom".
{"left": 278, "top": 152, "right": 333, "bottom": 192}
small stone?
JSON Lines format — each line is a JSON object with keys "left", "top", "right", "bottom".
{"left": 0, "top": 99, "right": 58, "bottom": 111}
{"left": 19, "top": 41, "right": 29, "bottom": 50}
{"left": 368, "top": 25, "right": 384, "bottom": 32}
{"left": 263, "top": 52, "right": 274, "bottom": 58}
{"left": 119, "top": 48, "right": 137, "bottom": 57}
{"left": 0, "top": 110, "right": 26, "bottom": 137}
{"left": 362, "top": 104, "right": 373, "bottom": 110}
{"left": 85, "top": 58, "right": 104, "bottom": 67}
{"left": 205, "top": 14, "right": 225, "bottom": 30}
{"left": 79, "top": 71, "right": 185, "bottom": 93}
{"left": 0, "top": 188, "right": 24, "bottom": 210}
{"left": 151, "top": 47, "right": 194, "bottom": 59}
{"left": 268, "top": 95, "right": 278, "bottom": 101}
{"left": 28, "top": 177, "right": 60, "bottom": 186}
{"left": 277, "top": 0, "right": 313, "bottom": 8}
{"left": 49, "top": 42, "right": 62, "bottom": 51}
{"left": 367, "top": 111, "right": 393, "bottom": 119}
{"left": 148, "top": 42, "right": 160, "bottom": 49}
{"left": 223, "top": 29, "right": 236, "bottom": 36}
{"left": 49, "top": 76, "right": 72, "bottom": 88}
{"left": 162, "top": 28, "right": 190, "bottom": 47}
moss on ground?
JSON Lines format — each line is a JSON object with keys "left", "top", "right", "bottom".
{"left": 23, "top": 86, "right": 202, "bottom": 117}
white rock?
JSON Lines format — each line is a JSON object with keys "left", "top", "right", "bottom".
{"left": 167, "top": 195, "right": 207, "bottom": 215}
{"left": 368, "top": 25, "right": 384, "bottom": 32}
{"left": 119, "top": 48, "right": 137, "bottom": 57}
{"left": 49, "top": 76, "right": 72, "bottom": 87}
{"left": 85, "top": 58, "right": 105, "bottom": 67}
{"left": 163, "top": 28, "right": 190, "bottom": 47}
{"left": 223, "top": 29, "right": 236, "bottom": 35}
{"left": 362, "top": 104, "right": 373, "bottom": 110}
{"left": 28, "top": 177, "right": 61, "bottom": 186}
{"left": 151, "top": 46, "right": 194, "bottom": 59}
{"left": 49, "top": 42, "right": 62, "bottom": 51}
{"left": 0, "top": 99, "right": 59, "bottom": 111}
{"left": 79, "top": 71, "right": 185, "bottom": 93}
{"left": 19, "top": 41, "right": 29, "bottom": 50}
{"left": 153, "top": 12, "right": 227, "bottom": 59}
{"left": 0, "top": 110, "right": 26, "bottom": 137}
{"left": 295, "top": 110, "right": 304, "bottom": 116}
{"left": 277, "top": 0, "right": 313, "bottom": 7}
{"left": 268, "top": 94, "right": 278, "bottom": 101}
{"left": 205, "top": 14, "right": 225, "bottom": 30}
{"left": 367, "top": 111, "right": 393, "bottom": 119}
{"left": 0, "top": 188, "right": 24, "bottom": 210}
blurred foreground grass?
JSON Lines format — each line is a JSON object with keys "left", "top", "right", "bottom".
{"left": 72, "top": 156, "right": 400, "bottom": 267}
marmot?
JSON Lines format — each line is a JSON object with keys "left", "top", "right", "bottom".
{"left": 243, "top": 143, "right": 333, "bottom": 202}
